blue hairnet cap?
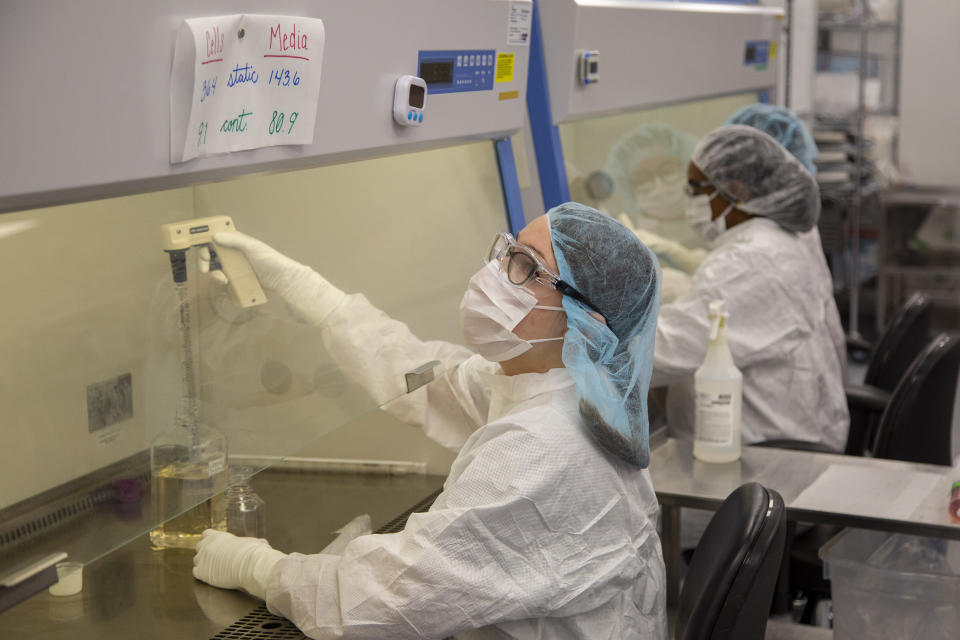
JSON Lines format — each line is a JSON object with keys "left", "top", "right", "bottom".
{"left": 693, "top": 125, "right": 821, "bottom": 233}
{"left": 605, "top": 123, "right": 698, "bottom": 217}
{"left": 549, "top": 203, "right": 661, "bottom": 468}
{"left": 726, "top": 103, "right": 819, "bottom": 175}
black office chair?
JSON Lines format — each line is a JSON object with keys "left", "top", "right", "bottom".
{"left": 788, "top": 332, "right": 960, "bottom": 623}
{"left": 844, "top": 293, "right": 932, "bottom": 455}
{"left": 872, "top": 333, "right": 960, "bottom": 465}
{"left": 676, "top": 483, "right": 787, "bottom": 640}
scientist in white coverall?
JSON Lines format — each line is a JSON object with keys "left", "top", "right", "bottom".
{"left": 652, "top": 125, "right": 849, "bottom": 451}
{"left": 192, "top": 204, "right": 667, "bottom": 639}
{"left": 725, "top": 103, "right": 847, "bottom": 385}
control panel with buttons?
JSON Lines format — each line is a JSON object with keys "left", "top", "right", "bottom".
{"left": 393, "top": 75, "right": 428, "bottom": 127}
{"left": 417, "top": 49, "right": 497, "bottom": 94}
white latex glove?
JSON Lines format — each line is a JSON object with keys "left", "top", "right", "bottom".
{"left": 193, "top": 529, "right": 288, "bottom": 600}
{"left": 319, "top": 513, "right": 372, "bottom": 556}
{"left": 617, "top": 213, "right": 706, "bottom": 275}
{"left": 199, "top": 231, "right": 345, "bottom": 325}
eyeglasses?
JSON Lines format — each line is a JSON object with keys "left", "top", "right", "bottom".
{"left": 485, "top": 232, "right": 606, "bottom": 320}
{"left": 683, "top": 179, "right": 714, "bottom": 197}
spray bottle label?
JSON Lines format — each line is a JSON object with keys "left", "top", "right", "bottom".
{"left": 695, "top": 391, "right": 735, "bottom": 445}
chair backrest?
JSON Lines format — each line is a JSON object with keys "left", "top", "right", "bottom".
{"left": 676, "top": 483, "right": 787, "bottom": 640}
{"left": 872, "top": 334, "right": 960, "bottom": 465}
{"left": 844, "top": 293, "right": 933, "bottom": 456}
{"left": 865, "top": 293, "right": 932, "bottom": 391}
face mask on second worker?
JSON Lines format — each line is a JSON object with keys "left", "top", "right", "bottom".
{"left": 685, "top": 191, "right": 735, "bottom": 243}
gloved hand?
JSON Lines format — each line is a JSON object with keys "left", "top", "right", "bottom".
{"left": 200, "top": 232, "right": 346, "bottom": 325}
{"left": 617, "top": 213, "right": 707, "bottom": 275}
{"left": 193, "top": 529, "right": 288, "bottom": 600}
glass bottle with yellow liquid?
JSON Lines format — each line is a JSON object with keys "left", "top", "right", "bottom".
{"left": 149, "top": 404, "right": 228, "bottom": 549}
{"left": 150, "top": 275, "right": 228, "bottom": 549}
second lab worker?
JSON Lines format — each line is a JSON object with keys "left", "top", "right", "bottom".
{"left": 652, "top": 125, "right": 849, "bottom": 450}
{"left": 193, "top": 205, "right": 667, "bottom": 639}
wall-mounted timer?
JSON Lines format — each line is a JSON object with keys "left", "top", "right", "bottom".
{"left": 393, "top": 75, "right": 428, "bottom": 126}
{"left": 579, "top": 50, "right": 600, "bottom": 85}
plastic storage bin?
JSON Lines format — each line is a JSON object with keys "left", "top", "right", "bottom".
{"left": 820, "top": 528, "right": 960, "bottom": 639}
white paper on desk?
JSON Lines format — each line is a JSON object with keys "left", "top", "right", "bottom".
{"left": 171, "top": 14, "right": 325, "bottom": 163}
{"left": 792, "top": 464, "right": 943, "bottom": 520}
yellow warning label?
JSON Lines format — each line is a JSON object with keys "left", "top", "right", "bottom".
{"left": 498, "top": 90, "right": 520, "bottom": 101}
{"left": 770, "top": 42, "right": 778, "bottom": 60}
{"left": 496, "top": 53, "right": 514, "bottom": 83}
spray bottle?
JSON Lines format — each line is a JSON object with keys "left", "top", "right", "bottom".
{"left": 693, "top": 300, "right": 743, "bottom": 463}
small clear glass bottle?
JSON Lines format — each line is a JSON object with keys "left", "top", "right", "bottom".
{"left": 225, "top": 467, "right": 266, "bottom": 538}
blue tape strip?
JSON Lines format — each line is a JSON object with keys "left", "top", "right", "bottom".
{"left": 526, "top": 0, "right": 570, "bottom": 210}
{"left": 495, "top": 138, "right": 527, "bottom": 235}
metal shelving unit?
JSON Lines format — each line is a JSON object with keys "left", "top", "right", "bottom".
{"left": 814, "top": 0, "right": 903, "bottom": 345}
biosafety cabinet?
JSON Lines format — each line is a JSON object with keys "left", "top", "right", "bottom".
{"left": 518, "top": 0, "right": 785, "bottom": 231}
{"left": 0, "top": 0, "right": 531, "bottom": 609}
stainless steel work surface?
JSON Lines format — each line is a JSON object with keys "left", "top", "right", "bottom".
{"left": 650, "top": 437, "right": 960, "bottom": 539}
{"left": 651, "top": 436, "right": 960, "bottom": 607}
{"left": 0, "top": 470, "right": 445, "bottom": 639}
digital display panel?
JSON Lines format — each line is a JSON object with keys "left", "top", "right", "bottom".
{"left": 420, "top": 61, "right": 453, "bottom": 85}
{"left": 408, "top": 84, "right": 425, "bottom": 108}
{"left": 589, "top": 61, "right": 598, "bottom": 74}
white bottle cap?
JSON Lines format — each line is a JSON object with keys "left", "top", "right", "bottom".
{"left": 708, "top": 299, "right": 728, "bottom": 317}
{"left": 48, "top": 562, "right": 83, "bottom": 597}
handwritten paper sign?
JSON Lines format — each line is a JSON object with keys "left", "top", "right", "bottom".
{"left": 171, "top": 15, "right": 325, "bottom": 163}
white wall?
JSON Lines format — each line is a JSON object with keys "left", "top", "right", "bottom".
{"left": 899, "top": 0, "right": 960, "bottom": 187}
{"left": 786, "top": 0, "right": 819, "bottom": 116}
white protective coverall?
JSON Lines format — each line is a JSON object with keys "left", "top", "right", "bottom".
{"left": 263, "top": 294, "right": 668, "bottom": 640}
{"left": 653, "top": 217, "right": 849, "bottom": 451}
{"left": 799, "top": 228, "right": 847, "bottom": 385}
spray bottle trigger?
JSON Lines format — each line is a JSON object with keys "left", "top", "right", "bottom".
{"left": 709, "top": 315, "right": 720, "bottom": 341}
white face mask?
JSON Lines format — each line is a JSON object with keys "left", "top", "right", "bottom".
{"left": 685, "top": 192, "right": 735, "bottom": 243}
{"left": 632, "top": 173, "right": 685, "bottom": 221}
{"left": 458, "top": 261, "right": 565, "bottom": 363}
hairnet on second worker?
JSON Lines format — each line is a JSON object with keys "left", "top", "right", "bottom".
{"left": 605, "top": 123, "right": 698, "bottom": 219}
{"left": 692, "top": 124, "right": 821, "bottom": 233}
{"left": 549, "top": 203, "right": 661, "bottom": 468}
{"left": 725, "top": 103, "right": 819, "bottom": 175}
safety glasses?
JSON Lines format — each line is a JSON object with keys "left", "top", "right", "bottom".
{"left": 485, "top": 232, "right": 606, "bottom": 320}
{"left": 683, "top": 179, "right": 713, "bottom": 197}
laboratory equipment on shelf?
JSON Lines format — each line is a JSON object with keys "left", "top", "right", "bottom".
{"left": 693, "top": 300, "right": 742, "bottom": 463}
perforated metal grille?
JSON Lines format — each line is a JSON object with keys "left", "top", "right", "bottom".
{"left": 0, "top": 472, "right": 149, "bottom": 550}
{"left": 210, "top": 604, "right": 304, "bottom": 639}
{"left": 374, "top": 489, "right": 441, "bottom": 533}
{"left": 211, "top": 490, "right": 442, "bottom": 640}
